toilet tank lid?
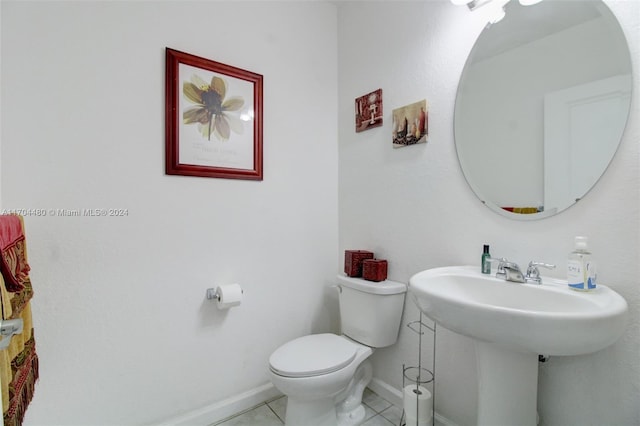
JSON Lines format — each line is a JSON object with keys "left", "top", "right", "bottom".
{"left": 337, "top": 275, "right": 407, "bottom": 295}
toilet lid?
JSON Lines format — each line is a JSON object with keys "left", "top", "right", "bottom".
{"left": 269, "top": 334, "right": 357, "bottom": 378}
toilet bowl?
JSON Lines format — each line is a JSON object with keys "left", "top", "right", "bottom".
{"left": 269, "top": 334, "right": 373, "bottom": 426}
{"left": 269, "top": 275, "right": 407, "bottom": 426}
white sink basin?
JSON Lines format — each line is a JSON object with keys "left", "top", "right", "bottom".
{"left": 409, "top": 265, "right": 628, "bottom": 356}
{"left": 409, "top": 266, "right": 629, "bottom": 425}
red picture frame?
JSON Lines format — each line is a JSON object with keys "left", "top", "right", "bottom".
{"left": 165, "top": 48, "right": 263, "bottom": 180}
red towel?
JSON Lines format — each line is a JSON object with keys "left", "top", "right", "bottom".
{"left": 0, "top": 215, "right": 31, "bottom": 292}
{"left": 0, "top": 215, "right": 38, "bottom": 426}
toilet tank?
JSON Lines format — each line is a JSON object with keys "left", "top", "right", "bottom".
{"left": 337, "top": 275, "right": 407, "bottom": 348}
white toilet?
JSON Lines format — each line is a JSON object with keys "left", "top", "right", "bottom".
{"left": 269, "top": 274, "right": 407, "bottom": 426}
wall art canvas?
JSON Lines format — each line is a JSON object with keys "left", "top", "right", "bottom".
{"left": 392, "top": 99, "right": 428, "bottom": 148}
{"left": 355, "top": 89, "right": 383, "bottom": 132}
{"left": 165, "top": 48, "right": 263, "bottom": 180}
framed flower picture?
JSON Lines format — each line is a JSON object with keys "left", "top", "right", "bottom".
{"left": 165, "top": 48, "right": 263, "bottom": 180}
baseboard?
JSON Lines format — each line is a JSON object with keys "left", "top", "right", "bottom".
{"left": 368, "top": 377, "right": 458, "bottom": 426}
{"left": 157, "top": 377, "right": 455, "bottom": 426}
{"left": 368, "top": 377, "right": 404, "bottom": 407}
{"left": 156, "top": 382, "right": 282, "bottom": 426}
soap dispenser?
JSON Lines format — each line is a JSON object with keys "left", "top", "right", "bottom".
{"left": 567, "top": 236, "right": 596, "bottom": 291}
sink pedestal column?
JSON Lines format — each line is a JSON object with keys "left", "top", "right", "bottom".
{"left": 475, "top": 341, "right": 538, "bottom": 426}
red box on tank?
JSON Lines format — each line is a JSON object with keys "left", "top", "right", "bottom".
{"left": 344, "top": 250, "right": 374, "bottom": 277}
{"left": 362, "top": 259, "right": 388, "bottom": 282}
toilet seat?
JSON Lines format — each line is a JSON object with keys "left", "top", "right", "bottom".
{"left": 269, "top": 334, "right": 358, "bottom": 378}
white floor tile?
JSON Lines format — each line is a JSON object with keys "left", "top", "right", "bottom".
{"left": 362, "top": 402, "right": 378, "bottom": 421}
{"left": 214, "top": 404, "right": 283, "bottom": 426}
{"left": 362, "top": 413, "right": 395, "bottom": 426}
{"left": 212, "top": 387, "right": 408, "bottom": 426}
{"left": 379, "top": 404, "right": 403, "bottom": 425}
{"left": 266, "top": 395, "right": 287, "bottom": 422}
{"left": 362, "top": 388, "right": 393, "bottom": 413}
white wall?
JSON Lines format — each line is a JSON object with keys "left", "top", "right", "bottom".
{"left": 2, "top": 0, "right": 639, "bottom": 425}
{"left": 1, "top": 1, "right": 338, "bottom": 424}
{"left": 337, "top": 1, "right": 639, "bottom": 425}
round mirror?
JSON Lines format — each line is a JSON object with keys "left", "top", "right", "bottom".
{"left": 454, "top": 0, "right": 632, "bottom": 220}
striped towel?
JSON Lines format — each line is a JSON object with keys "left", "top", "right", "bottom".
{"left": 0, "top": 215, "right": 38, "bottom": 426}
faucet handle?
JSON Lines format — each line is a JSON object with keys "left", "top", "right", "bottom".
{"left": 525, "top": 261, "right": 556, "bottom": 283}
{"left": 487, "top": 257, "right": 508, "bottom": 278}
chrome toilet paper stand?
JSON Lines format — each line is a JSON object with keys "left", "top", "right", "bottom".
{"left": 401, "top": 311, "right": 436, "bottom": 426}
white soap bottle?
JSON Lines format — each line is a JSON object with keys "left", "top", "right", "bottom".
{"left": 567, "top": 236, "right": 596, "bottom": 291}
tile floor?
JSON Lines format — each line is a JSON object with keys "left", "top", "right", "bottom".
{"left": 211, "top": 388, "right": 406, "bottom": 426}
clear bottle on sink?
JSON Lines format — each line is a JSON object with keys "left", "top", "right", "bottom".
{"left": 567, "top": 236, "right": 596, "bottom": 291}
{"left": 482, "top": 244, "right": 491, "bottom": 274}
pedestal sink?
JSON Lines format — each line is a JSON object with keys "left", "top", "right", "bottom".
{"left": 409, "top": 266, "right": 628, "bottom": 426}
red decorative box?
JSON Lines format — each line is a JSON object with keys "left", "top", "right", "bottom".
{"left": 344, "top": 250, "right": 374, "bottom": 277}
{"left": 362, "top": 259, "right": 388, "bottom": 282}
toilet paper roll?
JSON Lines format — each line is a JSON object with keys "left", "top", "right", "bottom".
{"left": 403, "top": 385, "right": 432, "bottom": 426}
{"left": 216, "top": 284, "right": 243, "bottom": 309}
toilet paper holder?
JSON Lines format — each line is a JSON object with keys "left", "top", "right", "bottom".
{"left": 206, "top": 287, "right": 221, "bottom": 301}
{"left": 206, "top": 286, "right": 244, "bottom": 302}
{"left": 401, "top": 312, "right": 436, "bottom": 426}
{"left": 206, "top": 284, "right": 244, "bottom": 310}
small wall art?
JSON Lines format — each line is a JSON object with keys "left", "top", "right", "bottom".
{"left": 165, "top": 48, "right": 263, "bottom": 180}
{"left": 355, "top": 89, "right": 383, "bottom": 132}
{"left": 392, "top": 99, "right": 428, "bottom": 148}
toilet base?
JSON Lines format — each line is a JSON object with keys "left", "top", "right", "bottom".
{"left": 336, "top": 360, "right": 372, "bottom": 425}
{"left": 337, "top": 404, "right": 365, "bottom": 426}
{"left": 283, "top": 360, "right": 372, "bottom": 426}
{"left": 285, "top": 398, "right": 337, "bottom": 426}
{"left": 283, "top": 392, "right": 368, "bottom": 426}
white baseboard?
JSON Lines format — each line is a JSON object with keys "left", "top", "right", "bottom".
{"left": 156, "top": 377, "right": 456, "bottom": 426}
{"left": 368, "top": 377, "right": 458, "bottom": 426}
{"left": 156, "top": 382, "right": 282, "bottom": 426}
{"left": 368, "top": 377, "right": 404, "bottom": 407}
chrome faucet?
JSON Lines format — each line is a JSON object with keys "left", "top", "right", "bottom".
{"left": 489, "top": 257, "right": 556, "bottom": 284}
{"left": 490, "top": 258, "right": 525, "bottom": 283}
{"left": 524, "top": 261, "right": 556, "bottom": 284}
{"left": 502, "top": 262, "right": 525, "bottom": 283}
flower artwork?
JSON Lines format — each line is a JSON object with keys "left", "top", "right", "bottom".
{"left": 165, "top": 48, "right": 263, "bottom": 180}
{"left": 183, "top": 74, "right": 245, "bottom": 142}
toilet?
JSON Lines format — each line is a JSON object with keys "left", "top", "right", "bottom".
{"left": 269, "top": 274, "right": 407, "bottom": 426}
